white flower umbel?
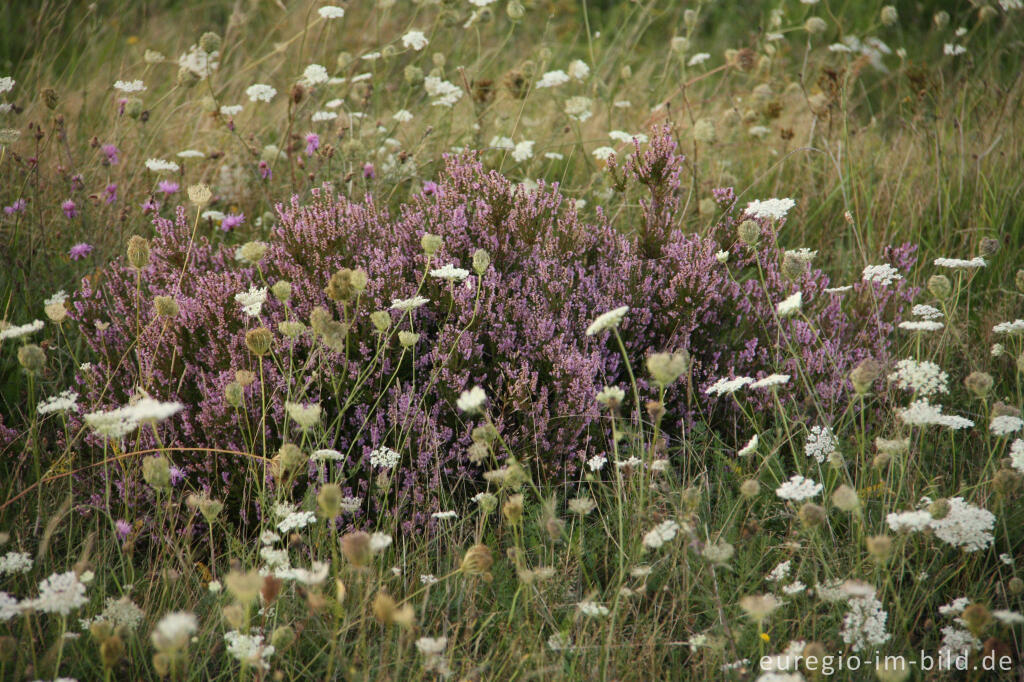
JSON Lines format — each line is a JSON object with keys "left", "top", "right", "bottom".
{"left": 744, "top": 197, "right": 796, "bottom": 221}
{"left": 705, "top": 376, "right": 754, "bottom": 396}
{"left": 776, "top": 292, "right": 802, "bottom": 317}
{"left": 898, "top": 400, "right": 974, "bottom": 430}
{"left": 642, "top": 520, "right": 680, "bottom": 550}
{"left": 586, "top": 306, "right": 629, "bottom": 336}
{"left": 775, "top": 475, "right": 823, "bottom": 501}
{"left": 369, "top": 446, "right": 401, "bottom": 470}
{"left": 235, "top": 286, "right": 267, "bottom": 317}
{"left": 23, "top": 571, "right": 88, "bottom": 616}
{"left": 390, "top": 295, "right": 429, "bottom": 312}
{"left": 803, "top": 425, "right": 837, "bottom": 464}
{"left": 888, "top": 359, "right": 949, "bottom": 396}
{"left": 430, "top": 264, "right": 470, "bottom": 282}
{"left": 224, "top": 630, "right": 275, "bottom": 670}
{"left": 456, "top": 386, "right": 487, "bottom": 414}
{"left": 929, "top": 497, "right": 995, "bottom": 552}
{"left": 245, "top": 83, "right": 277, "bottom": 102}
{"left": 861, "top": 263, "right": 902, "bottom": 285}
{"left": 840, "top": 594, "right": 891, "bottom": 652}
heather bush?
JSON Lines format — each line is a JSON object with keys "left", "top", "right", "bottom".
{"left": 73, "top": 129, "right": 916, "bottom": 526}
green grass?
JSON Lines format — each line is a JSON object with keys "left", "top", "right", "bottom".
{"left": 1, "top": 1, "right": 1024, "bottom": 679}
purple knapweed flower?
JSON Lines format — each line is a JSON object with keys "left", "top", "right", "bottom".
{"left": 158, "top": 180, "right": 180, "bottom": 195}
{"left": 258, "top": 160, "right": 271, "bottom": 180}
{"left": 221, "top": 213, "right": 245, "bottom": 232}
{"left": 115, "top": 519, "right": 131, "bottom": 540}
{"left": 305, "top": 132, "right": 320, "bottom": 156}
{"left": 363, "top": 163, "right": 375, "bottom": 179}
{"left": 102, "top": 144, "right": 120, "bottom": 165}
{"left": 69, "top": 242, "right": 93, "bottom": 260}
{"left": 104, "top": 183, "right": 118, "bottom": 204}
{"left": 4, "top": 198, "right": 27, "bottom": 214}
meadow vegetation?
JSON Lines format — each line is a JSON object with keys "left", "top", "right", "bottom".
{"left": 0, "top": 0, "right": 1023, "bottom": 679}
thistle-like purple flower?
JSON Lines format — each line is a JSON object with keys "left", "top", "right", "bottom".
{"left": 62, "top": 199, "right": 78, "bottom": 219}
{"left": 69, "top": 242, "right": 93, "bottom": 260}
{"left": 102, "top": 144, "right": 120, "bottom": 165}
{"left": 305, "top": 132, "right": 320, "bottom": 157}
{"left": 221, "top": 213, "right": 245, "bottom": 232}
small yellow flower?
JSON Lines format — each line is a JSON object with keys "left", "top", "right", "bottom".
{"left": 127, "top": 36, "right": 139, "bottom": 45}
{"left": 759, "top": 632, "right": 770, "bottom": 643}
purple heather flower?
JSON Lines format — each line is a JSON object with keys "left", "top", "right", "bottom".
{"left": 115, "top": 519, "right": 131, "bottom": 540}
{"left": 259, "top": 160, "right": 271, "bottom": 180}
{"left": 363, "top": 163, "right": 375, "bottom": 179}
{"left": 305, "top": 132, "right": 320, "bottom": 157}
{"left": 221, "top": 213, "right": 245, "bottom": 232}
{"left": 104, "top": 183, "right": 118, "bottom": 204}
{"left": 69, "top": 242, "right": 93, "bottom": 260}
{"left": 157, "top": 179, "right": 180, "bottom": 195}
{"left": 71, "top": 127, "right": 919, "bottom": 528}
{"left": 4, "top": 198, "right": 27, "bottom": 214}
{"left": 62, "top": 199, "right": 78, "bottom": 219}
{"left": 712, "top": 186, "right": 736, "bottom": 205}
{"left": 102, "top": 144, "right": 120, "bottom": 165}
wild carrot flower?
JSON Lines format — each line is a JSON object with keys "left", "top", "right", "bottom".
{"left": 318, "top": 5, "right": 345, "bottom": 18}
{"left": 840, "top": 594, "right": 891, "bottom": 651}
{"left": 577, "top": 601, "right": 610, "bottom": 617}
{"left": 705, "top": 376, "right": 754, "bottom": 396}
{"left": 0, "top": 551, "right": 32, "bottom": 576}
{"left": 369, "top": 446, "right": 400, "bottom": 469}
{"left": 402, "top": 30, "right": 428, "bottom": 50}
{"left": 23, "top": 571, "right": 88, "bottom": 616}
{"left": 145, "top": 158, "right": 179, "bottom": 173}
{"left": 775, "top": 475, "right": 823, "bottom": 501}
{"left": 862, "top": 263, "right": 902, "bottom": 285}
{"left": 642, "top": 520, "right": 680, "bottom": 550}
{"left": 246, "top": 84, "right": 277, "bottom": 102}
{"left": 744, "top": 197, "right": 795, "bottom": 221}
{"left": 456, "top": 386, "right": 487, "bottom": 414}
{"left": 536, "top": 70, "right": 569, "bottom": 88}
{"left": 586, "top": 306, "right": 629, "bottom": 336}
{"left": 776, "top": 291, "right": 802, "bottom": 317}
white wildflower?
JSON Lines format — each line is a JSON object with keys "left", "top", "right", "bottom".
{"left": 586, "top": 306, "right": 629, "bottom": 336}
{"left": 536, "top": 70, "right": 570, "bottom": 88}
{"left": 705, "top": 376, "right": 754, "bottom": 396}
{"left": 369, "top": 446, "right": 401, "bottom": 470}
{"left": 144, "top": 158, "right": 179, "bottom": 173}
{"left": 861, "top": 263, "right": 902, "bottom": 285}
{"left": 775, "top": 475, "right": 823, "bottom": 502}
{"left": 804, "top": 425, "right": 837, "bottom": 464}
{"left": 456, "top": 386, "right": 487, "bottom": 413}
{"left": 642, "top": 520, "right": 680, "bottom": 550}
{"left": 234, "top": 286, "right": 268, "bottom": 317}
{"left": 744, "top": 197, "right": 796, "bottom": 221}
{"left": 245, "top": 84, "right": 277, "bottom": 103}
